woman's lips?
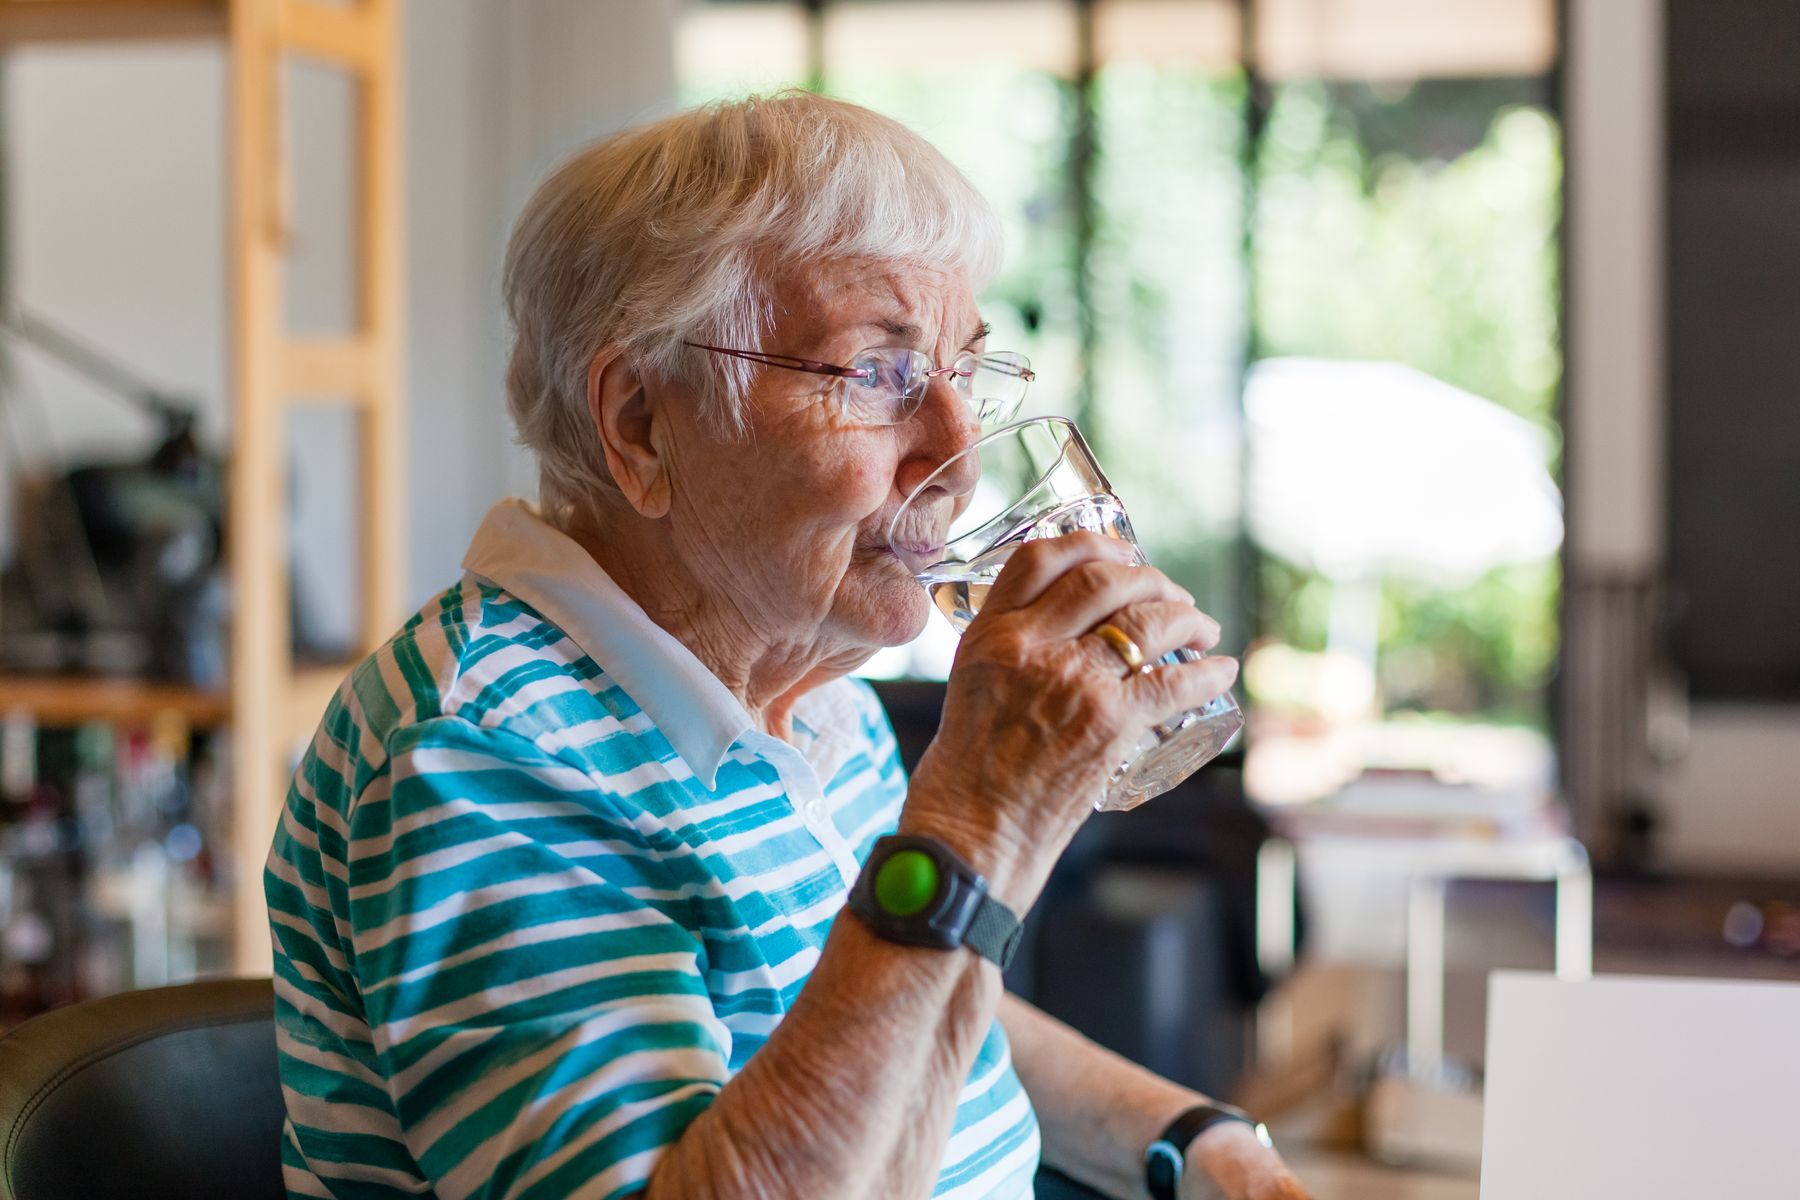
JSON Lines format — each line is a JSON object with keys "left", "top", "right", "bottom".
{"left": 855, "top": 541, "right": 940, "bottom": 568}
{"left": 891, "top": 541, "right": 943, "bottom": 560}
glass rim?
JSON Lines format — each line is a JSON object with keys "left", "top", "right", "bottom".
{"left": 887, "top": 415, "right": 1089, "bottom": 567}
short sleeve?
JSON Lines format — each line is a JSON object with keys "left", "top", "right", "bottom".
{"left": 347, "top": 715, "right": 730, "bottom": 1200}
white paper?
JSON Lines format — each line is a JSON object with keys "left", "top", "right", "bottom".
{"left": 1482, "top": 971, "right": 1800, "bottom": 1197}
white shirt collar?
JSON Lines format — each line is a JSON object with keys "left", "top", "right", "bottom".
{"left": 460, "top": 498, "right": 754, "bottom": 789}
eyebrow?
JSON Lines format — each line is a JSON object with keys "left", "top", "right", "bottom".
{"left": 861, "top": 318, "right": 992, "bottom": 351}
{"left": 865, "top": 318, "right": 922, "bottom": 342}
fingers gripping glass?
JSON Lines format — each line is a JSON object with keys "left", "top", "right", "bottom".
{"left": 888, "top": 417, "right": 1245, "bottom": 812}
{"left": 686, "top": 342, "right": 1033, "bottom": 427}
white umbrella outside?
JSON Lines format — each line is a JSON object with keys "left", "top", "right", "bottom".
{"left": 1244, "top": 357, "right": 1563, "bottom": 670}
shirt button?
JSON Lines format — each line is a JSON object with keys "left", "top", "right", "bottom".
{"left": 803, "top": 799, "right": 826, "bottom": 825}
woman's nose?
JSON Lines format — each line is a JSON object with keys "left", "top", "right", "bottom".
{"left": 896, "top": 377, "right": 982, "bottom": 499}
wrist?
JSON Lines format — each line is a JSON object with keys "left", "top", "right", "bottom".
{"left": 895, "top": 809, "right": 1040, "bottom": 915}
{"left": 1147, "top": 1102, "right": 1274, "bottom": 1200}
{"left": 898, "top": 776, "right": 1046, "bottom": 915}
{"left": 904, "top": 752, "right": 1091, "bottom": 909}
{"left": 1187, "top": 1121, "right": 1275, "bottom": 1196}
{"left": 847, "top": 833, "right": 1025, "bottom": 970}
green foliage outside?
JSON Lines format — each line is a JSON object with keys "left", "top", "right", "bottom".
{"left": 680, "top": 27, "right": 1564, "bottom": 724}
{"left": 1088, "top": 66, "right": 1251, "bottom": 645}
{"left": 1252, "top": 80, "right": 1563, "bottom": 727}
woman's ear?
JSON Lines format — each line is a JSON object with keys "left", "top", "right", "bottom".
{"left": 586, "top": 346, "right": 673, "bottom": 519}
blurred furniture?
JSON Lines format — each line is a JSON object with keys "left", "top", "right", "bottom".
{"left": 1257, "top": 825, "right": 1591, "bottom": 1168}
{"left": 869, "top": 680, "right": 1289, "bottom": 1102}
{"left": 0, "top": 978, "right": 284, "bottom": 1200}
{"left": 0, "top": 0, "right": 406, "bottom": 974}
{"left": 1560, "top": 570, "right": 1672, "bottom": 866}
{"left": 1258, "top": 830, "right": 1591, "bottom": 1075}
{"left": 1031, "top": 866, "right": 1243, "bottom": 1093}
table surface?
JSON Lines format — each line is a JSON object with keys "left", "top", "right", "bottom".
{"left": 1283, "top": 1149, "right": 1477, "bottom": 1200}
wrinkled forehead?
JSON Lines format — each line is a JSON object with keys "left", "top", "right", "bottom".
{"left": 771, "top": 257, "right": 982, "bottom": 355}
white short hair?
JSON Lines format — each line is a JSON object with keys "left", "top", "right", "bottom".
{"left": 502, "top": 91, "right": 1005, "bottom": 524}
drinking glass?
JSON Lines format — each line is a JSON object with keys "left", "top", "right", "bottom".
{"left": 888, "top": 416, "right": 1244, "bottom": 811}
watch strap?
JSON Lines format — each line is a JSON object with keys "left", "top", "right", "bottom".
{"left": 1145, "top": 1103, "right": 1271, "bottom": 1200}
{"left": 849, "top": 835, "right": 1022, "bottom": 969}
{"left": 964, "top": 892, "right": 1023, "bottom": 969}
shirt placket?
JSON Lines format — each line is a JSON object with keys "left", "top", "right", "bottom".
{"left": 758, "top": 740, "right": 863, "bottom": 890}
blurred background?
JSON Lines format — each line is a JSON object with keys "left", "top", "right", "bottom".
{"left": 0, "top": 1, "right": 1793, "bottom": 1194}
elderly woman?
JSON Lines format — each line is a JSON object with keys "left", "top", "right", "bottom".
{"left": 268, "top": 93, "right": 1308, "bottom": 1200}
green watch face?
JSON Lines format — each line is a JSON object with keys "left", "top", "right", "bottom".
{"left": 873, "top": 848, "right": 940, "bottom": 916}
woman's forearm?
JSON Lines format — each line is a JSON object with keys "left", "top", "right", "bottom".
{"left": 1003, "top": 995, "right": 1307, "bottom": 1200}
{"left": 999, "top": 993, "right": 1198, "bottom": 1200}
{"left": 642, "top": 905, "right": 1004, "bottom": 1200}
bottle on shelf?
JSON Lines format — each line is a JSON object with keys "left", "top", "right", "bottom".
{"left": 1, "top": 705, "right": 233, "bottom": 1018}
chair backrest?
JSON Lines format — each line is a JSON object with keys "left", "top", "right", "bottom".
{"left": 0, "top": 978, "right": 285, "bottom": 1200}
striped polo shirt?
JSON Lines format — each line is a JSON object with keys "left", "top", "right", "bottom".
{"left": 266, "top": 498, "right": 1040, "bottom": 1200}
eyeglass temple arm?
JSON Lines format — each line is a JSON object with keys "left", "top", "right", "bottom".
{"left": 684, "top": 342, "right": 868, "bottom": 380}
{"left": 935, "top": 355, "right": 1037, "bottom": 383}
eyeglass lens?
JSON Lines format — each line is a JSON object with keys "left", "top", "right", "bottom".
{"left": 845, "top": 348, "right": 1031, "bottom": 425}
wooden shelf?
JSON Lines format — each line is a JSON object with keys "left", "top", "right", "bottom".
{"left": 0, "top": 674, "right": 230, "bottom": 728}
{"left": 284, "top": 662, "right": 351, "bottom": 743}
{"left": 0, "top": 1, "right": 226, "bottom": 44}
{"left": 0, "top": 0, "right": 404, "bottom": 972}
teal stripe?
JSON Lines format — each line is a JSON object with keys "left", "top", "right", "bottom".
{"left": 267, "top": 582, "right": 1038, "bottom": 1199}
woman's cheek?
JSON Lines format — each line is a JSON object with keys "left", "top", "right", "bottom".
{"left": 843, "top": 448, "right": 901, "bottom": 513}
{"left": 796, "top": 452, "right": 886, "bottom": 533}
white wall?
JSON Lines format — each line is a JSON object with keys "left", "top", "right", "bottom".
{"left": 3, "top": 43, "right": 229, "bottom": 557}
{"left": 402, "top": 0, "right": 519, "bottom": 607}
{"left": 1662, "top": 709, "right": 1800, "bottom": 873}
{"left": 491, "top": 0, "right": 680, "bottom": 498}
{"left": 403, "top": 0, "right": 677, "bottom": 603}
{"left": 1566, "top": 0, "right": 1800, "bottom": 872}
{"left": 1, "top": 0, "right": 677, "bottom": 647}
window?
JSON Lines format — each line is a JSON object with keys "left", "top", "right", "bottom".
{"left": 679, "top": 0, "right": 1563, "bottom": 805}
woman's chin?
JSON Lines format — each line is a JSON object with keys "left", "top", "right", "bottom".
{"left": 872, "top": 585, "right": 934, "bottom": 648}
{"left": 842, "top": 568, "right": 934, "bottom": 650}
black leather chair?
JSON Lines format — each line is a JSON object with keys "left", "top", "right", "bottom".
{"left": 0, "top": 944, "right": 1122, "bottom": 1200}
{"left": 0, "top": 979, "right": 1113, "bottom": 1200}
{"left": 0, "top": 978, "right": 285, "bottom": 1200}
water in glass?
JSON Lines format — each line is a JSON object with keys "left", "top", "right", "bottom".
{"left": 892, "top": 419, "right": 1243, "bottom": 810}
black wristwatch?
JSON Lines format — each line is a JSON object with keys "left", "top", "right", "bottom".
{"left": 846, "top": 834, "right": 1023, "bottom": 969}
{"left": 1144, "top": 1102, "right": 1274, "bottom": 1200}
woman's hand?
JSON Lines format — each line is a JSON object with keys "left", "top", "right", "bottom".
{"left": 1186, "top": 1124, "right": 1312, "bottom": 1200}
{"left": 902, "top": 532, "right": 1238, "bottom": 911}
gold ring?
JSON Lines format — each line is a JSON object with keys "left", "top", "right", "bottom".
{"left": 1091, "top": 622, "right": 1150, "bottom": 676}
